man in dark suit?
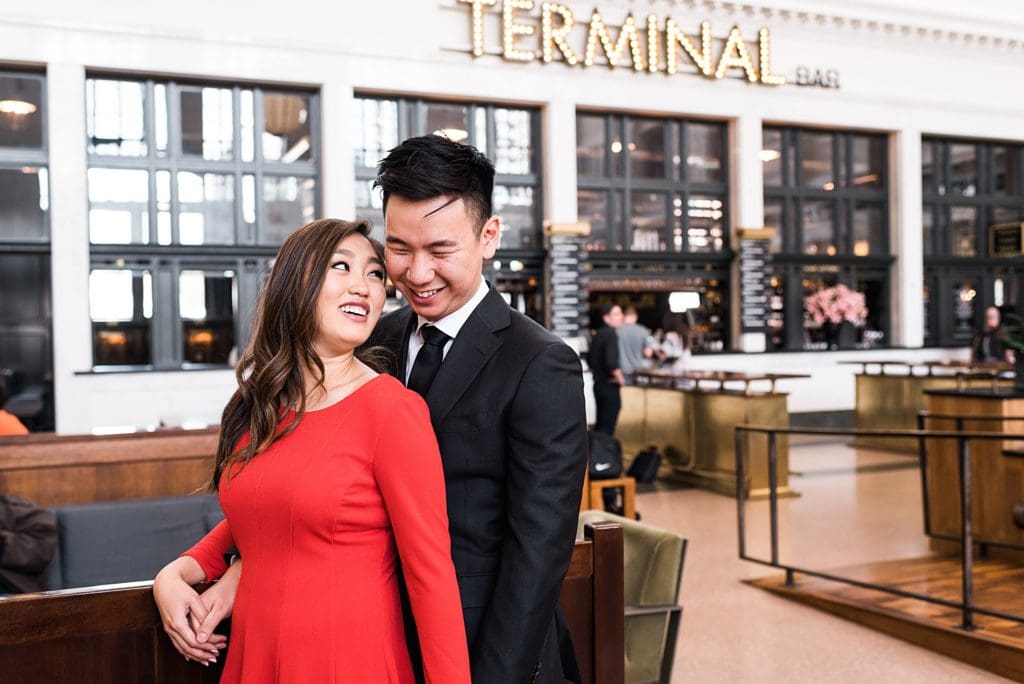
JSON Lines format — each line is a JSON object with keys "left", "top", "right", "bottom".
{"left": 180, "top": 135, "right": 588, "bottom": 682}
{"left": 370, "top": 135, "right": 587, "bottom": 683}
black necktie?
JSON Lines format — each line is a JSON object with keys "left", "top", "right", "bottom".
{"left": 407, "top": 325, "right": 451, "bottom": 397}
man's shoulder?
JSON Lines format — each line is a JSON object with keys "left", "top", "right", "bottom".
{"left": 503, "top": 308, "right": 571, "bottom": 353}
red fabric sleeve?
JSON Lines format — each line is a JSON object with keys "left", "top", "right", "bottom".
{"left": 373, "top": 390, "right": 470, "bottom": 684}
{"left": 181, "top": 519, "right": 234, "bottom": 582}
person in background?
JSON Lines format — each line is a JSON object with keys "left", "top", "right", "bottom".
{"left": 0, "top": 493, "right": 57, "bottom": 594}
{"left": 590, "top": 303, "right": 625, "bottom": 435}
{"left": 616, "top": 306, "right": 659, "bottom": 379}
{"left": 0, "top": 382, "right": 28, "bottom": 436}
{"left": 972, "top": 306, "right": 1013, "bottom": 363}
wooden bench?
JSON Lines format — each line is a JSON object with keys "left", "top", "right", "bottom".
{"left": 0, "top": 428, "right": 218, "bottom": 506}
{"left": 0, "top": 522, "right": 624, "bottom": 683}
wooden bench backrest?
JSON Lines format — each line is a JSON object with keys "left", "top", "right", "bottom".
{"left": 0, "top": 429, "right": 218, "bottom": 506}
{"left": 0, "top": 523, "right": 624, "bottom": 683}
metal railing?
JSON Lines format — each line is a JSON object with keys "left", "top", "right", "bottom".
{"left": 735, "top": 423, "right": 1024, "bottom": 631}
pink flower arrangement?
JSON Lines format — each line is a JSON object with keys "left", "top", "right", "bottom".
{"left": 804, "top": 284, "right": 868, "bottom": 326}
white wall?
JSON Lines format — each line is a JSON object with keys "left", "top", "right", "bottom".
{"left": 1, "top": 0, "right": 1021, "bottom": 432}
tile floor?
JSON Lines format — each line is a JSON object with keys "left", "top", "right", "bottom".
{"left": 633, "top": 437, "right": 1014, "bottom": 683}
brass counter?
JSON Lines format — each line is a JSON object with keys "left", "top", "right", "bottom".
{"left": 848, "top": 360, "right": 1013, "bottom": 453}
{"left": 923, "top": 388, "right": 1024, "bottom": 549}
{"left": 618, "top": 372, "right": 801, "bottom": 499}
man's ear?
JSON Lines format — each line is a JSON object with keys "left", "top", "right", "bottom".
{"left": 479, "top": 215, "right": 501, "bottom": 259}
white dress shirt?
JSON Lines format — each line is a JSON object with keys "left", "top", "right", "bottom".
{"left": 404, "top": 277, "right": 490, "bottom": 383}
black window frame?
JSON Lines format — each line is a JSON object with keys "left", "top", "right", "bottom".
{"left": 922, "top": 136, "right": 1024, "bottom": 347}
{"left": 763, "top": 125, "right": 893, "bottom": 351}
{"left": 86, "top": 73, "right": 321, "bottom": 371}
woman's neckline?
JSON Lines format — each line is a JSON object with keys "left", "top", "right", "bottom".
{"left": 291, "top": 373, "right": 386, "bottom": 415}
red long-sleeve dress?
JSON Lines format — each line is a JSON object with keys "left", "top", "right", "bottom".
{"left": 184, "top": 374, "right": 470, "bottom": 683}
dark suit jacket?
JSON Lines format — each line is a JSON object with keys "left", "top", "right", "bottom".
{"left": 367, "top": 287, "right": 588, "bottom": 683}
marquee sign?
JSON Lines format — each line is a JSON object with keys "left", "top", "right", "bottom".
{"left": 457, "top": 0, "right": 789, "bottom": 86}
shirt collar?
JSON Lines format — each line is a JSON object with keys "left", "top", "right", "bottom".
{"left": 416, "top": 277, "right": 489, "bottom": 341}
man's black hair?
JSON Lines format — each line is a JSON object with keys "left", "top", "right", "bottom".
{"left": 373, "top": 134, "right": 495, "bottom": 232}
{"left": 600, "top": 302, "right": 621, "bottom": 318}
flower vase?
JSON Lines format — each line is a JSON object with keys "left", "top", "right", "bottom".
{"left": 823, "top": 322, "right": 841, "bottom": 350}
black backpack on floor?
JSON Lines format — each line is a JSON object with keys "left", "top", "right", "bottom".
{"left": 588, "top": 431, "right": 623, "bottom": 480}
{"left": 627, "top": 446, "right": 663, "bottom": 483}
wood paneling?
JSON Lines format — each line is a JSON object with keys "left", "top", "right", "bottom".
{"left": 0, "top": 525, "right": 625, "bottom": 684}
{"left": 924, "top": 393, "right": 1024, "bottom": 547}
{"left": 750, "top": 555, "right": 1024, "bottom": 682}
{"left": 0, "top": 429, "right": 219, "bottom": 505}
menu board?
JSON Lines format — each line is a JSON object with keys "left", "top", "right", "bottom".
{"left": 990, "top": 222, "right": 1024, "bottom": 257}
{"left": 545, "top": 223, "right": 590, "bottom": 339}
{"left": 738, "top": 228, "right": 775, "bottom": 334}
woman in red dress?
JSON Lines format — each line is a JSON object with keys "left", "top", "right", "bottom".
{"left": 152, "top": 219, "right": 470, "bottom": 683}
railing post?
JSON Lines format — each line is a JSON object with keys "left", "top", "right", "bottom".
{"left": 768, "top": 431, "right": 780, "bottom": 568}
{"left": 735, "top": 427, "right": 747, "bottom": 560}
{"left": 957, "top": 434, "right": 975, "bottom": 631}
{"left": 917, "top": 412, "right": 931, "bottom": 536}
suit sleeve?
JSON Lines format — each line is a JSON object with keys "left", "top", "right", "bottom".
{"left": 374, "top": 390, "right": 471, "bottom": 684}
{"left": 471, "top": 342, "right": 588, "bottom": 681}
{"left": 182, "top": 519, "right": 234, "bottom": 582}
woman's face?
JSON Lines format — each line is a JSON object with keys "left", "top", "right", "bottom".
{"left": 312, "top": 233, "right": 386, "bottom": 356}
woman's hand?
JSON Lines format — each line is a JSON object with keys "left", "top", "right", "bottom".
{"left": 152, "top": 557, "right": 223, "bottom": 664}
{"left": 192, "top": 560, "right": 242, "bottom": 646}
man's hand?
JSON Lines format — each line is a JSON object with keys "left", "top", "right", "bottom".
{"left": 193, "top": 560, "right": 242, "bottom": 646}
{"left": 152, "top": 557, "right": 224, "bottom": 665}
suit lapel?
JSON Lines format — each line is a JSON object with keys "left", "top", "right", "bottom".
{"left": 424, "top": 289, "right": 510, "bottom": 425}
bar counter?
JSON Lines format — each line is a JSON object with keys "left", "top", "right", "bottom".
{"left": 845, "top": 360, "right": 1013, "bottom": 453}
{"left": 618, "top": 370, "right": 807, "bottom": 499}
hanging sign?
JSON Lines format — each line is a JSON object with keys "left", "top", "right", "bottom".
{"left": 990, "top": 222, "right": 1024, "bottom": 257}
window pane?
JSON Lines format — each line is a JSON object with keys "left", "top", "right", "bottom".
{"left": 679, "top": 195, "right": 725, "bottom": 253}
{"left": 263, "top": 92, "right": 312, "bottom": 163}
{"left": 90, "top": 269, "right": 152, "bottom": 366}
{"left": 578, "top": 189, "right": 608, "bottom": 251}
{"left": 686, "top": 123, "right": 724, "bottom": 183}
{"left": 851, "top": 135, "right": 884, "bottom": 188}
{"left": 154, "top": 84, "right": 168, "bottom": 157}
{"left": 949, "top": 144, "right": 978, "bottom": 196}
{"left": 474, "top": 107, "right": 488, "bottom": 157}
{"left": 800, "top": 132, "right": 834, "bottom": 189}
{"left": 240, "top": 89, "right": 255, "bottom": 163}
{"left": 762, "top": 128, "right": 783, "bottom": 186}
{"left": 178, "top": 172, "right": 235, "bottom": 245}
{"left": 0, "top": 74, "right": 44, "bottom": 149}
{"left": 852, "top": 202, "right": 885, "bottom": 256}
{"left": 354, "top": 98, "right": 399, "bottom": 169}
{"left": 156, "top": 170, "right": 172, "bottom": 245}
{"left": 628, "top": 119, "right": 666, "bottom": 179}
{"left": 763, "top": 198, "right": 784, "bottom": 253}
{"left": 425, "top": 103, "right": 469, "bottom": 142}
{"left": 802, "top": 200, "right": 835, "bottom": 255}
{"left": 853, "top": 272, "right": 886, "bottom": 348}
{"left": 263, "top": 176, "right": 316, "bottom": 244}
{"left": 180, "top": 269, "right": 236, "bottom": 365}
{"left": 576, "top": 114, "right": 605, "bottom": 177}
{"left": 0, "top": 167, "right": 48, "bottom": 241}
{"left": 950, "top": 205, "right": 976, "bottom": 256}
{"left": 922, "top": 205, "right": 934, "bottom": 257}
{"left": 993, "top": 206, "right": 1022, "bottom": 226}
{"left": 921, "top": 142, "right": 935, "bottom": 194}
{"left": 493, "top": 108, "right": 532, "bottom": 174}
{"left": 993, "top": 145, "right": 1022, "bottom": 196}
{"left": 180, "top": 87, "right": 234, "bottom": 160}
{"left": 86, "top": 79, "right": 145, "bottom": 156}
{"left": 355, "top": 179, "right": 385, "bottom": 242}
{"left": 630, "top": 191, "right": 666, "bottom": 251}
{"left": 494, "top": 185, "right": 536, "bottom": 249}
{"left": 952, "top": 279, "right": 978, "bottom": 341}
{"left": 88, "top": 168, "right": 150, "bottom": 244}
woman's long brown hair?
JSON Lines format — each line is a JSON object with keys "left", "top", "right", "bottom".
{"left": 212, "top": 218, "right": 385, "bottom": 489}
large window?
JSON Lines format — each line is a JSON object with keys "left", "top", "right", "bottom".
{"left": 87, "top": 76, "right": 319, "bottom": 370}
{"left": 0, "top": 69, "right": 53, "bottom": 430}
{"left": 922, "top": 137, "right": 1023, "bottom": 346}
{"left": 353, "top": 95, "right": 544, "bottom": 322}
{"left": 763, "top": 126, "right": 891, "bottom": 350}
{"left": 577, "top": 112, "right": 730, "bottom": 352}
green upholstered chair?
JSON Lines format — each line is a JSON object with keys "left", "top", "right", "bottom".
{"left": 578, "top": 510, "right": 686, "bottom": 684}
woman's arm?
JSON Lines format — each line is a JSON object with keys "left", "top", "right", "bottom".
{"left": 373, "top": 391, "right": 470, "bottom": 684}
